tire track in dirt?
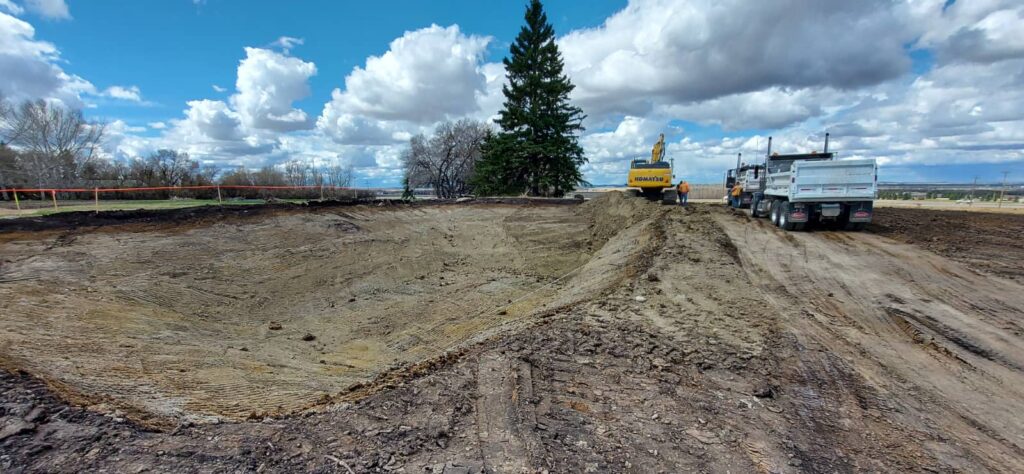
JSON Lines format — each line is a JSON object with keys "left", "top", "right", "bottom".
{"left": 716, "top": 208, "right": 1024, "bottom": 471}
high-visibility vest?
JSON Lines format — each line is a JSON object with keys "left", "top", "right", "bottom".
{"left": 677, "top": 182, "right": 689, "bottom": 193}
{"left": 732, "top": 186, "right": 743, "bottom": 197}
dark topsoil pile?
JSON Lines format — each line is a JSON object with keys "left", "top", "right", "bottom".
{"left": 0, "top": 197, "right": 581, "bottom": 234}
{"left": 868, "top": 207, "right": 1024, "bottom": 280}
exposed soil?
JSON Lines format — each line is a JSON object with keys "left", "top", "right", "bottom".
{"left": 1, "top": 194, "right": 1023, "bottom": 473}
{"left": 868, "top": 207, "right": 1024, "bottom": 281}
{"left": 0, "top": 199, "right": 621, "bottom": 425}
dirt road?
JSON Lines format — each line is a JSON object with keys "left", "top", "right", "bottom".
{"left": 1, "top": 196, "right": 1022, "bottom": 472}
{"left": 718, "top": 210, "right": 1024, "bottom": 471}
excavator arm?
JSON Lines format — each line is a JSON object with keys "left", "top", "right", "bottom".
{"left": 650, "top": 133, "right": 666, "bottom": 163}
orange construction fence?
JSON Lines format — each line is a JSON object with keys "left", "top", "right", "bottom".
{"left": 0, "top": 185, "right": 367, "bottom": 212}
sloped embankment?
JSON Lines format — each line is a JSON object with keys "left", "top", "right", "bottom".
{"left": 0, "top": 194, "right": 660, "bottom": 425}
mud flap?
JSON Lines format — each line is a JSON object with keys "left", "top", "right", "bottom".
{"left": 848, "top": 201, "right": 873, "bottom": 223}
{"left": 789, "top": 202, "right": 809, "bottom": 223}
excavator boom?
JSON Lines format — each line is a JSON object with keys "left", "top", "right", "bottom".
{"left": 651, "top": 133, "right": 666, "bottom": 163}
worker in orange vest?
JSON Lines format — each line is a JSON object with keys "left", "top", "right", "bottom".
{"left": 676, "top": 180, "right": 690, "bottom": 206}
{"left": 730, "top": 184, "right": 743, "bottom": 208}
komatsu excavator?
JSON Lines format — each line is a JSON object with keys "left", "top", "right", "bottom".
{"left": 627, "top": 133, "right": 675, "bottom": 203}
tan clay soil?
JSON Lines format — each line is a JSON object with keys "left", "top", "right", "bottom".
{"left": 1, "top": 195, "right": 1022, "bottom": 473}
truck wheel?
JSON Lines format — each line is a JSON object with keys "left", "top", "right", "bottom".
{"left": 779, "top": 201, "right": 796, "bottom": 230}
{"left": 769, "top": 200, "right": 780, "bottom": 225}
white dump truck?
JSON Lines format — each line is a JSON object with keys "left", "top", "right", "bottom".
{"left": 724, "top": 158, "right": 765, "bottom": 209}
{"left": 748, "top": 134, "right": 877, "bottom": 231}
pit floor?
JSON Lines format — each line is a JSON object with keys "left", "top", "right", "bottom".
{"left": 0, "top": 204, "right": 603, "bottom": 422}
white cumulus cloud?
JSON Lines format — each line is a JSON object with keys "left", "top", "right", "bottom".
{"left": 559, "top": 0, "right": 912, "bottom": 119}
{"left": 231, "top": 47, "right": 317, "bottom": 132}
{"left": 103, "top": 85, "right": 142, "bottom": 102}
{"left": 318, "top": 24, "right": 492, "bottom": 146}
{"left": 24, "top": 0, "right": 70, "bottom": 20}
{"left": 0, "top": 0, "right": 23, "bottom": 15}
{"left": 0, "top": 11, "right": 92, "bottom": 106}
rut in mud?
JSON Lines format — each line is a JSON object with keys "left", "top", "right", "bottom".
{"left": 1, "top": 195, "right": 1023, "bottom": 473}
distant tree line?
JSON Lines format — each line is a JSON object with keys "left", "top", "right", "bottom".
{"left": 1, "top": 96, "right": 352, "bottom": 201}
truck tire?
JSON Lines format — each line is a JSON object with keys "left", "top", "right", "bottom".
{"left": 769, "top": 200, "right": 780, "bottom": 226}
{"left": 779, "top": 201, "right": 797, "bottom": 231}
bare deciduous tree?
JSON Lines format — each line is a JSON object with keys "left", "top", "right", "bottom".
{"left": 0, "top": 98, "right": 106, "bottom": 190}
{"left": 323, "top": 163, "right": 353, "bottom": 188}
{"left": 403, "top": 119, "right": 490, "bottom": 199}
{"left": 284, "top": 159, "right": 314, "bottom": 186}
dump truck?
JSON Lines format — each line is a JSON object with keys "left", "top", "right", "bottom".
{"left": 627, "top": 133, "right": 675, "bottom": 203}
{"left": 747, "top": 133, "right": 877, "bottom": 231}
{"left": 724, "top": 153, "right": 765, "bottom": 208}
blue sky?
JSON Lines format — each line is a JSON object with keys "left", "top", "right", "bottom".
{"left": 28, "top": 1, "right": 625, "bottom": 135}
{"left": 3, "top": 0, "right": 1023, "bottom": 186}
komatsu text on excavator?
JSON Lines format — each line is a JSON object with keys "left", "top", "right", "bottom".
{"left": 627, "top": 133, "right": 675, "bottom": 203}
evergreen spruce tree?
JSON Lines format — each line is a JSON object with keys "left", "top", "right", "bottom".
{"left": 474, "top": 0, "right": 586, "bottom": 196}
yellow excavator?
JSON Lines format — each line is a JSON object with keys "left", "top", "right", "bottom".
{"left": 627, "top": 133, "right": 675, "bottom": 203}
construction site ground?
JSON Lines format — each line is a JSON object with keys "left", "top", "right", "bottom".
{"left": 1, "top": 194, "right": 1022, "bottom": 473}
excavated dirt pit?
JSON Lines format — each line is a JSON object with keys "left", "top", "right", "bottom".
{"left": 0, "top": 200, "right": 654, "bottom": 424}
{"left": 4, "top": 197, "right": 1023, "bottom": 472}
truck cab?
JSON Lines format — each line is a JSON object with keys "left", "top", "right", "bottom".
{"left": 724, "top": 164, "right": 765, "bottom": 208}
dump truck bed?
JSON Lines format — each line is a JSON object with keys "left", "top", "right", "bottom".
{"left": 765, "top": 158, "right": 876, "bottom": 202}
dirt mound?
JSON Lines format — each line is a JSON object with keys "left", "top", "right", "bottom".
{"left": 576, "top": 190, "right": 664, "bottom": 243}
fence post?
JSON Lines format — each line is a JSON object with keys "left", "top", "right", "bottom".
{"left": 50, "top": 190, "right": 58, "bottom": 211}
{"left": 217, "top": 185, "right": 223, "bottom": 205}
{"left": 94, "top": 187, "right": 99, "bottom": 213}
{"left": 13, "top": 191, "right": 20, "bottom": 211}
{"left": 320, "top": 184, "right": 325, "bottom": 201}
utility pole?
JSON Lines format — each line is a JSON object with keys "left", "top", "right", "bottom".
{"left": 970, "top": 176, "right": 978, "bottom": 206}
{"left": 999, "top": 171, "right": 1009, "bottom": 208}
